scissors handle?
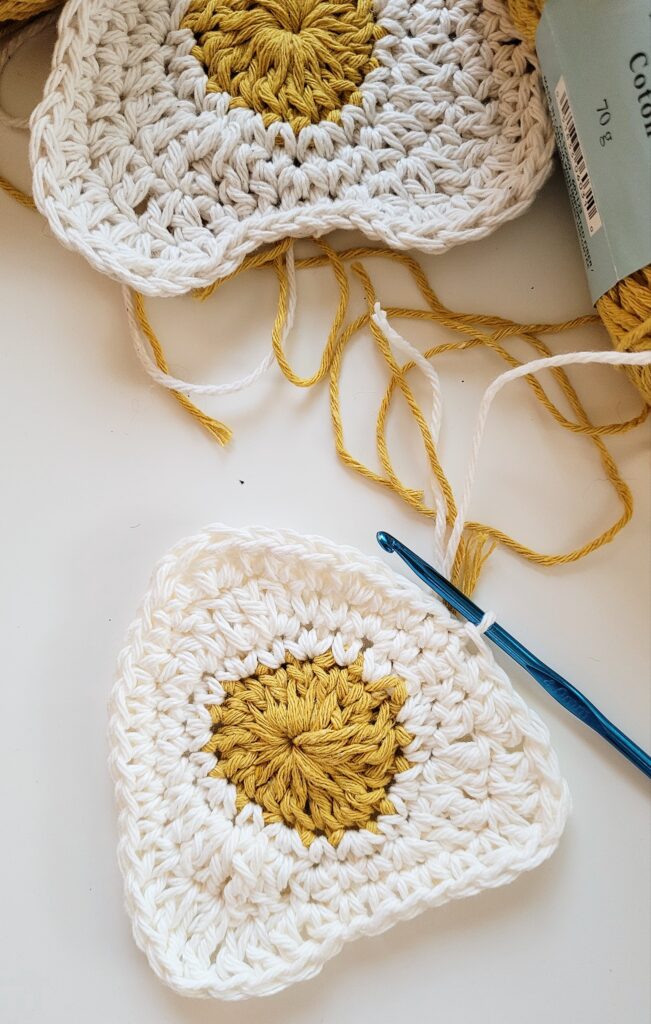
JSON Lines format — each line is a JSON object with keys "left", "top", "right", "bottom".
{"left": 377, "top": 531, "right": 651, "bottom": 781}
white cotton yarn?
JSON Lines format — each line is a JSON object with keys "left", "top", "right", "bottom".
{"left": 109, "top": 523, "right": 569, "bottom": 1000}
{"left": 370, "top": 306, "right": 651, "bottom": 579}
{"left": 30, "top": 0, "right": 554, "bottom": 296}
{"left": 122, "top": 240, "right": 296, "bottom": 395}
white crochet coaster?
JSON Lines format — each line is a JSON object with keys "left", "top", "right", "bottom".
{"left": 31, "top": 0, "right": 553, "bottom": 295}
{"left": 109, "top": 524, "right": 569, "bottom": 999}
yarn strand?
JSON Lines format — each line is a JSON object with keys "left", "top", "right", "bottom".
{"left": 0, "top": 133, "right": 647, "bottom": 594}
{"left": 122, "top": 239, "right": 649, "bottom": 595}
{"left": 442, "top": 348, "right": 651, "bottom": 577}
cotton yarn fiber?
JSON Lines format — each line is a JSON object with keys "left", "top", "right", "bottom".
{"left": 128, "top": 238, "right": 650, "bottom": 598}
{"left": 505, "top": 0, "right": 651, "bottom": 404}
{"left": 3, "top": 0, "right": 649, "bottom": 402}
{"left": 1, "top": 0, "right": 649, "bottom": 599}
{"left": 110, "top": 523, "right": 569, "bottom": 999}
{"left": 0, "top": 0, "right": 59, "bottom": 38}
{"left": 30, "top": 0, "right": 555, "bottom": 295}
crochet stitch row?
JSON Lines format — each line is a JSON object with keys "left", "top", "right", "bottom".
{"left": 204, "top": 650, "right": 412, "bottom": 847}
{"left": 110, "top": 524, "right": 570, "bottom": 999}
{"left": 31, "top": 0, "right": 554, "bottom": 294}
{"left": 183, "top": 0, "right": 386, "bottom": 131}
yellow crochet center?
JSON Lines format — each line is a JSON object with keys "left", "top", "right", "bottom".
{"left": 203, "top": 650, "right": 412, "bottom": 846}
{"left": 181, "top": 0, "right": 385, "bottom": 132}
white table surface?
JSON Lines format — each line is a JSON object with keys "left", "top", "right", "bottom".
{"left": 1, "top": 24, "right": 650, "bottom": 1024}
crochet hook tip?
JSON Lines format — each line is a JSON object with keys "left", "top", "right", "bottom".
{"left": 376, "top": 531, "right": 397, "bottom": 553}
{"left": 374, "top": 533, "right": 651, "bottom": 782}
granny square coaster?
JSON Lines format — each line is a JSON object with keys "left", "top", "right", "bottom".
{"left": 31, "top": 0, "right": 553, "bottom": 295}
{"left": 109, "top": 524, "right": 569, "bottom": 999}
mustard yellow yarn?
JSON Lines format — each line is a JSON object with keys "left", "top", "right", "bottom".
{"left": 131, "top": 291, "right": 233, "bottom": 444}
{"left": 1, "top": 181, "right": 648, "bottom": 598}
{"left": 2, "top": 174, "right": 647, "bottom": 594}
{"left": 182, "top": 0, "right": 384, "bottom": 131}
{"left": 0, "top": 173, "right": 35, "bottom": 209}
{"left": 505, "top": 0, "right": 651, "bottom": 404}
{"left": 598, "top": 268, "right": 651, "bottom": 405}
{"left": 203, "top": 650, "right": 412, "bottom": 847}
{"left": 504, "top": 0, "right": 543, "bottom": 45}
{"left": 0, "top": 0, "right": 59, "bottom": 36}
{"left": 0, "top": 0, "right": 56, "bottom": 18}
{"left": 182, "top": 239, "right": 649, "bottom": 595}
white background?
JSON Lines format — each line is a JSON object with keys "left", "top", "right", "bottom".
{"left": 1, "top": 24, "right": 649, "bottom": 1024}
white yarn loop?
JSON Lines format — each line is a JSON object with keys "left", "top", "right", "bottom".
{"left": 476, "top": 610, "right": 497, "bottom": 635}
{"left": 373, "top": 303, "right": 444, "bottom": 443}
{"left": 123, "top": 244, "right": 296, "bottom": 396}
{"left": 372, "top": 302, "right": 447, "bottom": 570}
{"left": 442, "top": 348, "right": 651, "bottom": 575}
{"left": 369, "top": 314, "right": 651, "bottom": 578}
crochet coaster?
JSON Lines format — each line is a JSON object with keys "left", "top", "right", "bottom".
{"left": 31, "top": 0, "right": 553, "bottom": 295}
{"left": 109, "top": 524, "right": 569, "bottom": 999}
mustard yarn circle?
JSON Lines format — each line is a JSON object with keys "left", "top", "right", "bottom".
{"left": 203, "top": 650, "right": 412, "bottom": 846}
{"left": 181, "top": 0, "right": 385, "bottom": 132}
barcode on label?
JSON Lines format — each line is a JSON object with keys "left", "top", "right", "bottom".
{"left": 555, "top": 76, "right": 602, "bottom": 235}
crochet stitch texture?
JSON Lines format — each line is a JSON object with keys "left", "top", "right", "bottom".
{"left": 109, "top": 524, "right": 569, "bottom": 999}
{"left": 31, "top": 0, "right": 554, "bottom": 295}
{"left": 205, "top": 650, "right": 412, "bottom": 847}
{"left": 182, "top": 0, "right": 386, "bottom": 131}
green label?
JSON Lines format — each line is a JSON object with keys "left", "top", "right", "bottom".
{"left": 536, "top": 0, "right": 651, "bottom": 303}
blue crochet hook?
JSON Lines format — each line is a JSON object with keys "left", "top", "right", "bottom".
{"left": 377, "top": 531, "right": 651, "bottom": 781}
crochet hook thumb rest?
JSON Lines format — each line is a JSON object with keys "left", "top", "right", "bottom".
{"left": 376, "top": 532, "right": 651, "bottom": 781}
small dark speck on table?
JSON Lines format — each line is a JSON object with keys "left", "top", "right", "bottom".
{"left": 239, "top": 479, "right": 245, "bottom": 485}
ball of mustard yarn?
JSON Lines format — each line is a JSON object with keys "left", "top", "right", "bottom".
{"left": 506, "top": 0, "right": 651, "bottom": 404}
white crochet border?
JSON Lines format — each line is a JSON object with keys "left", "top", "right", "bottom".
{"left": 109, "top": 524, "right": 570, "bottom": 999}
{"left": 31, "top": 0, "right": 554, "bottom": 295}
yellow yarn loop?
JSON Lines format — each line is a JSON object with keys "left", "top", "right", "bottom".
{"left": 133, "top": 238, "right": 647, "bottom": 596}
{"left": 505, "top": 0, "right": 651, "bottom": 404}
{"left": 182, "top": 0, "right": 384, "bottom": 132}
{"left": 2, "top": 143, "right": 646, "bottom": 594}
{"left": 131, "top": 292, "right": 233, "bottom": 445}
{"left": 0, "top": 172, "right": 35, "bottom": 210}
{"left": 1, "top": 159, "right": 648, "bottom": 597}
{"left": 204, "top": 650, "right": 412, "bottom": 848}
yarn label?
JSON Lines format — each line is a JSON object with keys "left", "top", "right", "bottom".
{"left": 536, "top": 0, "right": 651, "bottom": 303}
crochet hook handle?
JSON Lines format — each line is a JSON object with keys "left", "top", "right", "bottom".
{"left": 377, "top": 531, "right": 651, "bottom": 781}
